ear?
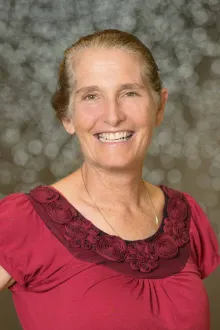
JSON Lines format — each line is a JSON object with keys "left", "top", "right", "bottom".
{"left": 155, "top": 88, "right": 168, "bottom": 127}
{"left": 62, "top": 117, "right": 75, "bottom": 135}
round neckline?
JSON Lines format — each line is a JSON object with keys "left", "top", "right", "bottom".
{"left": 47, "top": 184, "right": 169, "bottom": 244}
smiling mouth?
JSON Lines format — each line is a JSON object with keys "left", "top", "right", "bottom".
{"left": 95, "top": 131, "right": 134, "bottom": 143}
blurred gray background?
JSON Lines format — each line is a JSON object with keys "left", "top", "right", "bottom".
{"left": 0, "top": 0, "right": 219, "bottom": 329}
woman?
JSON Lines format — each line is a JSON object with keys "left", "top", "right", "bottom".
{"left": 0, "top": 29, "right": 219, "bottom": 330}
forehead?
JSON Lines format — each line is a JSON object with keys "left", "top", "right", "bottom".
{"left": 71, "top": 48, "right": 143, "bottom": 83}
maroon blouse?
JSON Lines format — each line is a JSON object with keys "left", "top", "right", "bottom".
{"left": 0, "top": 184, "right": 219, "bottom": 330}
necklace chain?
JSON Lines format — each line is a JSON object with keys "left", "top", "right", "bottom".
{"left": 80, "top": 167, "right": 159, "bottom": 239}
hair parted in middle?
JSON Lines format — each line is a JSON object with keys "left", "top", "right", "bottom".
{"left": 51, "top": 29, "right": 163, "bottom": 122}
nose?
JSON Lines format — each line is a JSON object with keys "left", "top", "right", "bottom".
{"left": 103, "top": 98, "right": 125, "bottom": 127}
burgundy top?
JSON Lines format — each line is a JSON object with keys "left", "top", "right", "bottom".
{"left": 0, "top": 184, "right": 219, "bottom": 330}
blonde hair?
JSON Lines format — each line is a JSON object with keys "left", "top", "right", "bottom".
{"left": 51, "top": 29, "right": 163, "bottom": 121}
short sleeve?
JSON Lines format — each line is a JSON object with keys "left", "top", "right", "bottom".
{"left": 0, "top": 193, "right": 40, "bottom": 285}
{"left": 184, "top": 192, "right": 220, "bottom": 279}
{"left": 0, "top": 193, "right": 71, "bottom": 288}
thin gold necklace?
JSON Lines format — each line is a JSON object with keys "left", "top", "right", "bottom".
{"left": 80, "top": 167, "right": 159, "bottom": 239}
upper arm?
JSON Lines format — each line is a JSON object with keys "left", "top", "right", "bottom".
{"left": 0, "top": 265, "right": 15, "bottom": 291}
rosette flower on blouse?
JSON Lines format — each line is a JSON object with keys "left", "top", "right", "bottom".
{"left": 126, "top": 241, "right": 159, "bottom": 273}
{"left": 144, "top": 241, "right": 159, "bottom": 261}
{"left": 28, "top": 185, "right": 191, "bottom": 274}
{"left": 139, "top": 260, "right": 159, "bottom": 273}
{"left": 164, "top": 217, "right": 186, "bottom": 238}
{"left": 65, "top": 222, "right": 88, "bottom": 239}
{"left": 163, "top": 217, "right": 173, "bottom": 235}
{"left": 175, "top": 229, "right": 190, "bottom": 247}
{"left": 127, "top": 241, "right": 145, "bottom": 254}
{"left": 172, "top": 220, "right": 185, "bottom": 237}
{"left": 30, "top": 186, "right": 59, "bottom": 204}
{"left": 46, "top": 200, "right": 77, "bottom": 224}
{"left": 167, "top": 196, "right": 188, "bottom": 221}
{"left": 96, "top": 235, "right": 128, "bottom": 262}
{"left": 154, "top": 233, "right": 178, "bottom": 259}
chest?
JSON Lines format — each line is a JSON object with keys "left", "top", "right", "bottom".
{"left": 71, "top": 190, "right": 166, "bottom": 241}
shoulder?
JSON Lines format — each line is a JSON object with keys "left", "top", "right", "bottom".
{"left": 0, "top": 192, "right": 40, "bottom": 285}
{"left": 50, "top": 171, "right": 83, "bottom": 205}
{"left": 170, "top": 187, "right": 220, "bottom": 278}
{"left": 0, "top": 189, "right": 73, "bottom": 287}
{"left": 145, "top": 181, "right": 166, "bottom": 209}
{"left": 158, "top": 184, "right": 200, "bottom": 208}
{"left": 161, "top": 185, "right": 211, "bottom": 223}
{"left": 0, "top": 189, "right": 54, "bottom": 250}
{"left": 156, "top": 184, "right": 216, "bottom": 234}
{"left": 0, "top": 191, "right": 45, "bottom": 242}
{"left": 0, "top": 192, "right": 35, "bottom": 220}
{"left": 0, "top": 191, "right": 29, "bottom": 206}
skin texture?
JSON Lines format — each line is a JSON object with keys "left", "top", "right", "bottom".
{"left": 0, "top": 266, "right": 15, "bottom": 290}
{"left": 59, "top": 47, "right": 169, "bottom": 238}
{"left": 64, "top": 48, "right": 167, "bottom": 173}
{"left": 62, "top": 48, "right": 168, "bottom": 212}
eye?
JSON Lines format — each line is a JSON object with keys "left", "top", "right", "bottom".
{"left": 125, "top": 91, "right": 139, "bottom": 97}
{"left": 83, "top": 94, "right": 98, "bottom": 100}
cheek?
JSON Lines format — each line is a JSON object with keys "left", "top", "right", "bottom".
{"left": 126, "top": 102, "right": 154, "bottom": 127}
{"left": 73, "top": 102, "right": 102, "bottom": 131}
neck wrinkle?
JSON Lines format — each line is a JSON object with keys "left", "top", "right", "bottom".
{"left": 81, "top": 162, "right": 148, "bottom": 210}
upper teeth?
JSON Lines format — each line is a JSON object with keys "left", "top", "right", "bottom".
{"left": 98, "top": 132, "right": 132, "bottom": 140}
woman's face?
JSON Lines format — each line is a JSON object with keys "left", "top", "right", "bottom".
{"left": 63, "top": 48, "right": 168, "bottom": 171}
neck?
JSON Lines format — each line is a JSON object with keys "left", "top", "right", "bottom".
{"left": 80, "top": 162, "right": 147, "bottom": 210}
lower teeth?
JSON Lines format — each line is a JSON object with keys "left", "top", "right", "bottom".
{"left": 99, "top": 136, "right": 131, "bottom": 142}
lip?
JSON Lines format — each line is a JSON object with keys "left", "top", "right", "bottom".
{"left": 94, "top": 130, "right": 134, "bottom": 135}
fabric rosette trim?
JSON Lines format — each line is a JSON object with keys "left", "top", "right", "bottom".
{"left": 30, "top": 186, "right": 60, "bottom": 204}
{"left": 30, "top": 186, "right": 77, "bottom": 224}
{"left": 29, "top": 185, "right": 190, "bottom": 273}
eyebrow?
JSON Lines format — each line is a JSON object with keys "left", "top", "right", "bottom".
{"left": 75, "top": 83, "right": 146, "bottom": 95}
